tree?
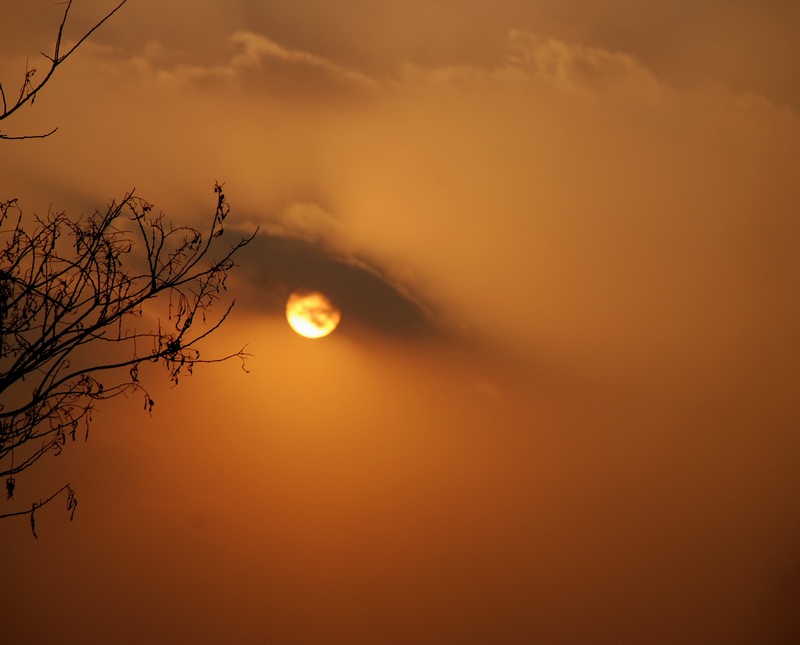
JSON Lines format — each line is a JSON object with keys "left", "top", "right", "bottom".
{"left": 0, "top": 1, "right": 256, "bottom": 535}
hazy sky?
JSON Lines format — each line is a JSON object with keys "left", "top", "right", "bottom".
{"left": 2, "top": 1, "right": 800, "bottom": 643}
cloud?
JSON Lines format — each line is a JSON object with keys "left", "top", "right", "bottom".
{"left": 507, "top": 30, "right": 660, "bottom": 96}
{"left": 5, "top": 23, "right": 800, "bottom": 373}
{"left": 236, "top": 231, "right": 440, "bottom": 340}
{"left": 228, "top": 31, "right": 377, "bottom": 93}
{"left": 114, "top": 30, "right": 379, "bottom": 101}
{"left": 262, "top": 201, "right": 349, "bottom": 251}
{"left": 2, "top": 10, "right": 799, "bottom": 452}
{"left": 221, "top": 31, "right": 378, "bottom": 102}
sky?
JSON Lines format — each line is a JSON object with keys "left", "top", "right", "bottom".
{"left": 2, "top": 0, "right": 800, "bottom": 642}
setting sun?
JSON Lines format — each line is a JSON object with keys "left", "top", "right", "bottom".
{"left": 285, "top": 290, "right": 341, "bottom": 338}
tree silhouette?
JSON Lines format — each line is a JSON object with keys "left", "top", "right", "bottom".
{"left": 0, "top": 1, "right": 256, "bottom": 535}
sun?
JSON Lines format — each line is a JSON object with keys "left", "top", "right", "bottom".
{"left": 286, "top": 290, "right": 342, "bottom": 338}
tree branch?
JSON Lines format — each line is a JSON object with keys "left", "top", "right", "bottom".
{"left": 0, "top": 483, "right": 76, "bottom": 538}
{"left": 0, "top": 0, "right": 129, "bottom": 140}
{"left": 1, "top": 186, "right": 257, "bottom": 507}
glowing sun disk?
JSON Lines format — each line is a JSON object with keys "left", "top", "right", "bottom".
{"left": 286, "top": 291, "right": 341, "bottom": 338}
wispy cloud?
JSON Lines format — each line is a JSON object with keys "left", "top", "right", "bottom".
{"left": 507, "top": 30, "right": 660, "bottom": 96}
{"left": 228, "top": 31, "right": 377, "bottom": 96}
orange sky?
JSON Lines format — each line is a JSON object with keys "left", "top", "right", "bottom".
{"left": 2, "top": 1, "right": 800, "bottom": 642}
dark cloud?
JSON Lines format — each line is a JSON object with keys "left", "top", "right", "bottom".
{"left": 236, "top": 232, "right": 439, "bottom": 339}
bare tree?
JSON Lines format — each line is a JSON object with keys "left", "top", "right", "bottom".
{"left": 0, "top": 1, "right": 257, "bottom": 535}
{"left": 1, "top": 0, "right": 129, "bottom": 140}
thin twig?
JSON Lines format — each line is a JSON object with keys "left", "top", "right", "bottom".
{"left": 0, "top": 0, "right": 129, "bottom": 138}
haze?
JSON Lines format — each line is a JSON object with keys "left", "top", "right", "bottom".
{"left": 2, "top": 1, "right": 800, "bottom": 642}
